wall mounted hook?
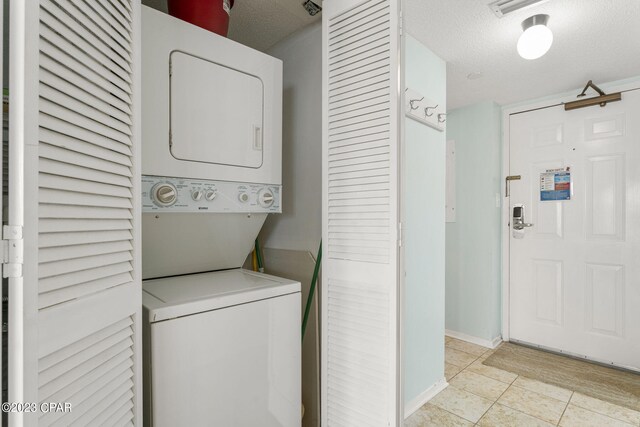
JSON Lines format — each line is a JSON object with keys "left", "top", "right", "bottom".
{"left": 409, "top": 97, "right": 424, "bottom": 111}
{"left": 425, "top": 104, "right": 438, "bottom": 117}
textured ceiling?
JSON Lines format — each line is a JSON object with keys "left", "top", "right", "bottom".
{"left": 141, "top": 0, "right": 320, "bottom": 52}
{"left": 405, "top": 0, "right": 640, "bottom": 110}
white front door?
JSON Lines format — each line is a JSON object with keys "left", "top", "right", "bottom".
{"left": 509, "top": 87, "right": 640, "bottom": 371}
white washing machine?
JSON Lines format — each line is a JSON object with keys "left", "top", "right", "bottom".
{"left": 143, "top": 270, "right": 300, "bottom": 427}
{"left": 140, "top": 6, "right": 300, "bottom": 426}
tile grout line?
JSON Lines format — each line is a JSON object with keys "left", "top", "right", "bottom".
{"left": 473, "top": 372, "right": 518, "bottom": 426}
{"left": 556, "top": 391, "right": 574, "bottom": 426}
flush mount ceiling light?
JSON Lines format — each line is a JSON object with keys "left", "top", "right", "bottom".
{"left": 517, "top": 14, "right": 553, "bottom": 60}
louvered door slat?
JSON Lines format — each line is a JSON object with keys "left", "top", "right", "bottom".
{"left": 40, "top": 188, "right": 133, "bottom": 209}
{"left": 39, "top": 230, "right": 133, "bottom": 248}
{"left": 39, "top": 159, "right": 133, "bottom": 188}
{"left": 50, "top": 0, "right": 132, "bottom": 62}
{"left": 39, "top": 251, "right": 133, "bottom": 278}
{"left": 40, "top": 84, "right": 132, "bottom": 135}
{"left": 68, "top": 0, "right": 132, "bottom": 50}
{"left": 40, "top": 100, "right": 132, "bottom": 145}
{"left": 72, "top": 388, "right": 134, "bottom": 427}
{"left": 39, "top": 218, "right": 132, "bottom": 233}
{"left": 330, "top": 0, "right": 388, "bottom": 35}
{"left": 39, "top": 262, "right": 133, "bottom": 294}
{"left": 40, "top": 70, "right": 133, "bottom": 127}
{"left": 105, "top": 403, "right": 135, "bottom": 426}
{"left": 63, "top": 377, "right": 133, "bottom": 426}
{"left": 108, "top": 0, "right": 133, "bottom": 21}
{"left": 40, "top": 368, "right": 133, "bottom": 425}
{"left": 40, "top": 124, "right": 132, "bottom": 158}
{"left": 85, "top": 0, "right": 133, "bottom": 42}
{"left": 40, "top": 8, "right": 132, "bottom": 80}
{"left": 40, "top": 204, "right": 133, "bottom": 220}
{"left": 40, "top": 144, "right": 132, "bottom": 176}
{"left": 323, "top": 0, "right": 400, "bottom": 425}
{"left": 39, "top": 328, "right": 133, "bottom": 386}
{"left": 115, "top": 0, "right": 132, "bottom": 13}
{"left": 40, "top": 55, "right": 132, "bottom": 116}
{"left": 39, "top": 272, "right": 133, "bottom": 309}
{"left": 39, "top": 339, "right": 133, "bottom": 401}
{"left": 40, "top": 241, "right": 133, "bottom": 263}
{"left": 41, "top": 0, "right": 132, "bottom": 72}
{"left": 98, "top": 0, "right": 133, "bottom": 28}
{"left": 39, "top": 28, "right": 133, "bottom": 93}
{"left": 41, "top": 175, "right": 133, "bottom": 199}
{"left": 39, "top": 317, "right": 132, "bottom": 371}
{"left": 40, "top": 44, "right": 132, "bottom": 105}
{"left": 41, "top": 358, "right": 132, "bottom": 423}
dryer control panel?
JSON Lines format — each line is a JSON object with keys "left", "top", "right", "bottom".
{"left": 142, "top": 176, "right": 281, "bottom": 213}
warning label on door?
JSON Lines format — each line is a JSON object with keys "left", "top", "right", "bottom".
{"left": 540, "top": 167, "right": 571, "bottom": 201}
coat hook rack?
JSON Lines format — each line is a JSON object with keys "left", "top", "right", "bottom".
{"left": 564, "top": 80, "right": 622, "bottom": 111}
{"left": 404, "top": 88, "right": 445, "bottom": 132}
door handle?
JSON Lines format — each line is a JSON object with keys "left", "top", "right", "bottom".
{"left": 513, "top": 221, "right": 534, "bottom": 231}
{"left": 512, "top": 204, "right": 534, "bottom": 230}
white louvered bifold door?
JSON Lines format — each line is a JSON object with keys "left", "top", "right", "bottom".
{"left": 322, "top": 0, "right": 402, "bottom": 425}
{"left": 8, "top": 0, "right": 142, "bottom": 425}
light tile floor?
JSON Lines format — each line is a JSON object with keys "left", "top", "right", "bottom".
{"left": 405, "top": 337, "right": 640, "bottom": 427}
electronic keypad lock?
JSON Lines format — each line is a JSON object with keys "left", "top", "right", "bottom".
{"left": 512, "top": 204, "right": 534, "bottom": 232}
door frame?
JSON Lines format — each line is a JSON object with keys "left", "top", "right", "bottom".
{"left": 501, "top": 77, "right": 640, "bottom": 342}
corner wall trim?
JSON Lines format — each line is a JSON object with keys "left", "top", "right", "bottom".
{"left": 403, "top": 378, "right": 448, "bottom": 419}
{"left": 446, "top": 329, "right": 502, "bottom": 349}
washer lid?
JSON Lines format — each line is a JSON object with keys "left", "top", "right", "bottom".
{"left": 143, "top": 269, "right": 300, "bottom": 323}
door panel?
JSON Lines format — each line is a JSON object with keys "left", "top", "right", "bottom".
{"left": 170, "top": 52, "right": 264, "bottom": 168}
{"left": 8, "top": 0, "right": 142, "bottom": 424}
{"left": 322, "top": 0, "right": 402, "bottom": 425}
{"left": 509, "top": 89, "right": 640, "bottom": 370}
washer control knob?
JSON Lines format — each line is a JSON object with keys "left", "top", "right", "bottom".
{"left": 205, "top": 190, "right": 217, "bottom": 201}
{"left": 238, "top": 192, "right": 249, "bottom": 203}
{"left": 152, "top": 183, "right": 177, "bottom": 207}
{"left": 258, "top": 189, "right": 275, "bottom": 208}
{"left": 192, "top": 190, "right": 203, "bottom": 201}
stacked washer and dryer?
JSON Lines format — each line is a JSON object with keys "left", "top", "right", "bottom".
{"left": 140, "top": 7, "right": 301, "bottom": 427}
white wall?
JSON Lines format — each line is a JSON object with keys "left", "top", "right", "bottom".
{"left": 445, "top": 102, "right": 502, "bottom": 344}
{"left": 260, "top": 24, "right": 322, "bottom": 252}
{"left": 258, "top": 22, "right": 322, "bottom": 427}
{"left": 403, "top": 35, "right": 447, "bottom": 412}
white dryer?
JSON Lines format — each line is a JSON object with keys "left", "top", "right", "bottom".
{"left": 141, "top": 6, "right": 283, "bottom": 279}
{"left": 140, "top": 6, "right": 300, "bottom": 427}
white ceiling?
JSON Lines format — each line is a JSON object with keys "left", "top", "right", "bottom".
{"left": 405, "top": 0, "right": 640, "bottom": 110}
{"left": 142, "top": 1, "right": 640, "bottom": 110}
{"left": 141, "top": 0, "right": 320, "bottom": 52}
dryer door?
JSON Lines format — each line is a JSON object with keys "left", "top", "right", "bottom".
{"left": 170, "top": 51, "right": 264, "bottom": 168}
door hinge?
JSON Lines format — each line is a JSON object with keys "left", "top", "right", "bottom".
{"left": 2, "top": 225, "right": 24, "bottom": 278}
{"left": 398, "top": 222, "right": 403, "bottom": 247}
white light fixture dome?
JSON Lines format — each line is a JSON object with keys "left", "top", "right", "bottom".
{"left": 517, "top": 14, "right": 553, "bottom": 60}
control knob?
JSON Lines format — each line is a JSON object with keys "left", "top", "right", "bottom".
{"left": 205, "top": 190, "right": 217, "bottom": 201}
{"left": 258, "top": 189, "right": 275, "bottom": 208}
{"left": 192, "top": 190, "right": 203, "bottom": 201}
{"left": 238, "top": 192, "right": 249, "bottom": 203}
{"left": 151, "top": 183, "right": 178, "bottom": 207}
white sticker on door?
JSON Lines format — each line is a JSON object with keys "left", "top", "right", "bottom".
{"left": 540, "top": 167, "right": 571, "bottom": 201}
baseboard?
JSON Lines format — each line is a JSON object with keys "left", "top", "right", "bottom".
{"left": 403, "top": 378, "right": 448, "bottom": 419}
{"left": 446, "top": 329, "right": 502, "bottom": 349}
